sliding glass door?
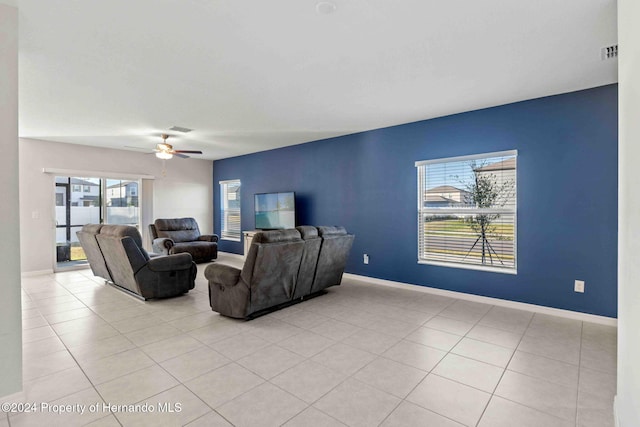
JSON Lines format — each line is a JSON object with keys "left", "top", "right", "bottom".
{"left": 55, "top": 176, "right": 140, "bottom": 269}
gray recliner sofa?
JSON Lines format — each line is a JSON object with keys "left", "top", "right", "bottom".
{"left": 205, "top": 226, "right": 354, "bottom": 319}
{"left": 78, "top": 224, "right": 197, "bottom": 299}
{"left": 150, "top": 218, "right": 219, "bottom": 263}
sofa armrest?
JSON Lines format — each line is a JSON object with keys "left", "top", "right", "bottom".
{"left": 152, "top": 237, "right": 174, "bottom": 254}
{"left": 198, "top": 234, "right": 219, "bottom": 243}
{"left": 146, "top": 253, "right": 194, "bottom": 272}
{"left": 205, "top": 263, "right": 241, "bottom": 287}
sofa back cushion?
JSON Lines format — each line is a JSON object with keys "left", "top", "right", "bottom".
{"left": 76, "top": 224, "right": 111, "bottom": 281}
{"left": 96, "top": 232, "right": 144, "bottom": 295}
{"left": 154, "top": 218, "right": 201, "bottom": 243}
{"left": 312, "top": 226, "right": 354, "bottom": 293}
{"left": 100, "top": 225, "right": 148, "bottom": 257}
{"left": 294, "top": 226, "right": 322, "bottom": 299}
{"left": 242, "top": 229, "right": 304, "bottom": 313}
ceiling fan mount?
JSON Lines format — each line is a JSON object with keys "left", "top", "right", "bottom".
{"left": 154, "top": 134, "right": 203, "bottom": 159}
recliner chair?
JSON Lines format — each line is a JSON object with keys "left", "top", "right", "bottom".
{"left": 150, "top": 217, "right": 218, "bottom": 263}
{"left": 82, "top": 224, "right": 197, "bottom": 299}
{"left": 293, "top": 226, "right": 322, "bottom": 299}
{"left": 311, "top": 226, "right": 355, "bottom": 293}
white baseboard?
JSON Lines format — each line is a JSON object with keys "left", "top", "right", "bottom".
{"left": 21, "top": 269, "right": 54, "bottom": 277}
{"left": 343, "top": 273, "right": 617, "bottom": 326}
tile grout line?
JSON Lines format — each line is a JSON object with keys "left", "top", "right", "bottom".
{"left": 26, "top": 276, "right": 121, "bottom": 425}
{"left": 472, "top": 306, "right": 536, "bottom": 427}
{"left": 378, "top": 300, "right": 494, "bottom": 426}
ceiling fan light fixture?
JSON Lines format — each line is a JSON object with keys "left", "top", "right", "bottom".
{"left": 156, "top": 151, "right": 173, "bottom": 160}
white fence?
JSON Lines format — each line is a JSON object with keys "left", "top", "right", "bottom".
{"left": 55, "top": 206, "right": 139, "bottom": 243}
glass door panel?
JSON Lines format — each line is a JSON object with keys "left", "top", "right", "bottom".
{"left": 105, "top": 179, "right": 139, "bottom": 226}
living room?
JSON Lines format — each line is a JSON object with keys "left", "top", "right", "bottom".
{"left": 2, "top": 1, "right": 640, "bottom": 427}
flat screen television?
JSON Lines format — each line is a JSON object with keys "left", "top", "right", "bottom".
{"left": 254, "top": 191, "right": 295, "bottom": 230}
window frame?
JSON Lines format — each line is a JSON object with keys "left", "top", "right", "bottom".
{"left": 220, "top": 179, "right": 241, "bottom": 242}
{"left": 416, "top": 150, "right": 517, "bottom": 274}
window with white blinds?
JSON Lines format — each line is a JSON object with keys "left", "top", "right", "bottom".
{"left": 220, "top": 179, "right": 241, "bottom": 241}
{"left": 416, "top": 150, "right": 517, "bottom": 273}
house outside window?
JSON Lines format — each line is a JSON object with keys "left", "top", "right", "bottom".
{"left": 416, "top": 150, "right": 517, "bottom": 273}
{"left": 220, "top": 179, "right": 241, "bottom": 241}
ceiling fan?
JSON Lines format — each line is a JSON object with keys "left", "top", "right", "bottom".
{"left": 154, "top": 134, "right": 202, "bottom": 159}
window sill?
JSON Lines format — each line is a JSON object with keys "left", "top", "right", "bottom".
{"left": 418, "top": 259, "right": 517, "bottom": 275}
{"left": 221, "top": 237, "right": 241, "bottom": 242}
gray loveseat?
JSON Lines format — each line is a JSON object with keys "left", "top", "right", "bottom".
{"left": 78, "top": 224, "right": 197, "bottom": 299}
{"left": 150, "top": 218, "right": 218, "bottom": 263}
{"left": 205, "top": 226, "right": 354, "bottom": 319}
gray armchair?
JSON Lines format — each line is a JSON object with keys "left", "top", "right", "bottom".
{"left": 149, "top": 218, "right": 218, "bottom": 263}
{"left": 93, "top": 225, "right": 196, "bottom": 299}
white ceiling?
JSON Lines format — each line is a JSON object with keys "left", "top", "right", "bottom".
{"left": 16, "top": 0, "right": 617, "bottom": 161}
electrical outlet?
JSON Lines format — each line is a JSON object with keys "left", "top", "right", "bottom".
{"left": 574, "top": 280, "right": 585, "bottom": 293}
{"left": 363, "top": 254, "right": 369, "bottom": 264}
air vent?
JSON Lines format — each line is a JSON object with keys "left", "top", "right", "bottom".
{"left": 169, "top": 126, "right": 193, "bottom": 133}
{"left": 601, "top": 45, "right": 618, "bottom": 60}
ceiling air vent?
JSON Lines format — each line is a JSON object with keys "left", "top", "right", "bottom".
{"left": 601, "top": 45, "right": 618, "bottom": 60}
{"left": 169, "top": 126, "right": 193, "bottom": 133}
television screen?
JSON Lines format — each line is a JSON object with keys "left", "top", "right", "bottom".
{"left": 255, "top": 192, "right": 295, "bottom": 230}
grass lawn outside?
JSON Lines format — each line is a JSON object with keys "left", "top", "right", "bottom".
{"left": 422, "top": 218, "right": 515, "bottom": 267}
{"left": 70, "top": 245, "right": 86, "bottom": 261}
{"left": 424, "top": 218, "right": 514, "bottom": 240}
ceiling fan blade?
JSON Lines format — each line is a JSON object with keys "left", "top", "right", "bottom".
{"left": 174, "top": 153, "right": 190, "bottom": 159}
{"left": 173, "top": 150, "right": 203, "bottom": 154}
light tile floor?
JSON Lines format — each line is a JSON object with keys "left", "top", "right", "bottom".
{"left": 3, "top": 253, "right": 616, "bottom": 427}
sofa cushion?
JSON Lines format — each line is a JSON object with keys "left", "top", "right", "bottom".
{"left": 317, "top": 226, "right": 347, "bottom": 237}
{"left": 100, "top": 225, "right": 145, "bottom": 250}
{"left": 76, "top": 224, "right": 111, "bottom": 281}
{"left": 170, "top": 241, "right": 217, "bottom": 261}
{"left": 253, "top": 229, "right": 301, "bottom": 244}
{"left": 154, "top": 218, "right": 201, "bottom": 243}
{"left": 294, "top": 226, "right": 322, "bottom": 299}
{"left": 312, "top": 226, "right": 354, "bottom": 293}
{"left": 296, "top": 225, "right": 319, "bottom": 240}
{"left": 82, "top": 223, "right": 104, "bottom": 234}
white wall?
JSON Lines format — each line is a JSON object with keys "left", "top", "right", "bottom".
{"left": 19, "top": 138, "right": 214, "bottom": 273}
{"left": 617, "top": 0, "right": 640, "bottom": 425}
{"left": 0, "top": 3, "right": 21, "bottom": 397}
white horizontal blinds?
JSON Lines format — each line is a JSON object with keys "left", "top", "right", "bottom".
{"left": 417, "top": 151, "right": 517, "bottom": 272}
{"left": 220, "top": 180, "right": 241, "bottom": 241}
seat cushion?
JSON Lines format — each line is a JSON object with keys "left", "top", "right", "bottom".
{"left": 169, "top": 241, "right": 217, "bottom": 262}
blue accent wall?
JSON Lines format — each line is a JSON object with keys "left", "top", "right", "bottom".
{"left": 213, "top": 84, "right": 618, "bottom": 318}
